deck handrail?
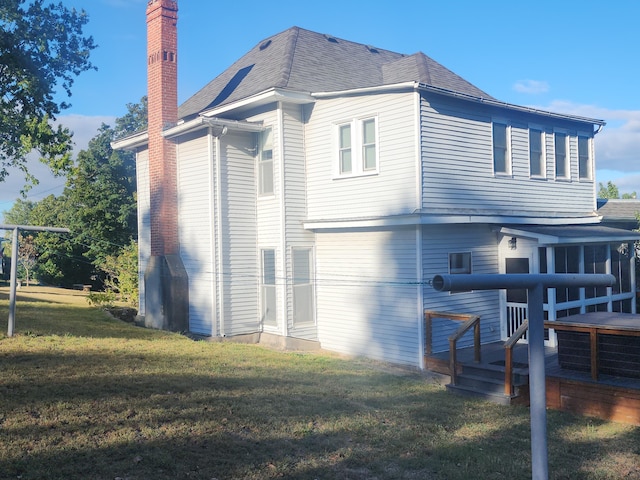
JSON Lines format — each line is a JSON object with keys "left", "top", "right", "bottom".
{"left": 424, "top": 310, "right": 480, "bottom": 386}
{"left": 504, "top": 319, "right": 529, "bottom": 396}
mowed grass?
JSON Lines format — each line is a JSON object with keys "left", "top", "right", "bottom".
{"left": 1, "top": 287, "right": 640, "bottom": 479}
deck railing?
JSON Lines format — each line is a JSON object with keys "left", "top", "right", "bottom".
{"left": 424, "top": 310, "right": 480, "bottom": 385}
{"left": 504, "top": 319, "right": 529, "bottom": 396}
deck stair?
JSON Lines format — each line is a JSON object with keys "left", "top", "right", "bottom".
{"left": 446, "top": 360, "right": 530, "bottom": 406}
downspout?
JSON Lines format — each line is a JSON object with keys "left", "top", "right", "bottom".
{"left": 277, "top": 102, "right": 288, "bottom": 337}
{"left": 207, "top": 128, "right": 218, "bottom": 337}
{"left": 414, "top": 89, "right": 425, "bottom": 368}
{"left": 214, "top": 128, "right": 226, "bottom": 336}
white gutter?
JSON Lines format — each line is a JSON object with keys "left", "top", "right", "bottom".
{"left": 303, "top": 213, "right": 602, "bottom": 230}
{"left": 313, "top": 81, "right": 606, "bottom": 128}
{"left": 110, "top": 131, "right": 149, "bottom": 151}
{"left": 417, "top": 83, "right": 606, "bottom": 127}
{"left": 198, "top": 88, "right": 314, "bottom": 118}
{"left": 312, "top": 81, "right": 416, "bottom": 99}
{"left": 164, "top": 116, "right": 264, "bottom": 139}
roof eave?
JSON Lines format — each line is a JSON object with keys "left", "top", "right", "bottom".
{"left": 198, "top": 88, "right": 315, "bottom": 118}
{"left": 418, "top": 83, "right": 606, "bottom": 128}
{"left": 111, "top": 131, "right": 149, "bottom": 151}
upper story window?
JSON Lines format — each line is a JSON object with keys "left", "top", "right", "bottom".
{"left": 578, "top": 135, "right": 591, "bottom": 180}
{"left": 449, "top": 252, "right": 472, "bottom": 293}
{"left": 335, "top": 117, "right": 378, "bottom": 177}
{"left": 338, "top": 124, "right": 352, "bottom": 174}
{"left": 554, "top": 132, "right": 569, "bottom": 179}
{"left": 529, "top": 129, "right": 545, "bottom": 177}
{"left": 492, "top": 122, "right": 510, "bottom": 175}
{"left": 258, "top": 127, "right": 274, "bottom": 195}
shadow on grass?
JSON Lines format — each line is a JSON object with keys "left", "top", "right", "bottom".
{"left": 1, "top": 347, "right": 639, "bottom": 479}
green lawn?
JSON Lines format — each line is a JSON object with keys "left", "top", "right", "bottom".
{"left": 1, "top": 286, "right": 639, "bottom": 479}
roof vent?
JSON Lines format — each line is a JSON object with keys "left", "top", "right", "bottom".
{"left": 366, "top": 45, "right": 379, "bottom": 54}
{"left": 324, "top": 34, "right": 338, "bottom": 43}
{"left": 259, "top": 39, "right": 272, "bottom": 50}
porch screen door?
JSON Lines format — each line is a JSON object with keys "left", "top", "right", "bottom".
{"left": 505, "top": 258, "right": 529, "bottom": 338}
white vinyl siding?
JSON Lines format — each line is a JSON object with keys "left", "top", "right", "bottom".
{"left": 316, "top": 227, "right": 420, "bottom": 367}
{"left": 420, "top": 95, "right": 595, "bottom": 217}
{"left": 306, "top": 92, "right": 417, "bottom": 221}
{"left": 135, "top": 148, "right": 150, "bottom": 316}
{"left": 177, "top": 131, "right": 215, "bottom": 335}
{"left": 423, "top": 224, "right": 502, "bottom": 353}
{"left": 218, "top": 131, "right": 259, "bottom": 336}
{"left": 282, "top": 103, "right": 317, "bottom": 339}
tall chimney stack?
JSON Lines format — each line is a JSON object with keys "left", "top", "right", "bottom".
{"left": 144, "top": 0, "right": 188, "bottom": 332}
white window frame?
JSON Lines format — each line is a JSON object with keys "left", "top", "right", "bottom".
{"left": 334, "top": 116, "right": 379, "bottom": 178}
{"left": 578, "top": 133, "right": 592, "bottom": 181}
{"left": 258, "top": 127, "right": 274, "bottom": 196}
{"left": 260, "top": 248, "right": 277, "bottom": 327}
{"left": 492, "top": 121, "right": 511, "bottom": 176}
{"left": 449, "top": 252, "right": 472, "bottom": 294}
{"left": 292, "top": 247, "right": 315, "bottom": 326}
{"left": 528, "top": 127, "right": 546, "bottom": 178}
{"left": 554, "top": 131, "right": 569, "bottom": 180}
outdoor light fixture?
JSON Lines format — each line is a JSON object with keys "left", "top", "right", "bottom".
{"left": 509, "top": 237, "right": 517, "bottom": 249}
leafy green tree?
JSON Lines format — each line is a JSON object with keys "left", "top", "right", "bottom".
{"left": 29, "top": 194, "right": 93, "bottom": 286}
{"left": 2, "top": 198, "right": 35, "bottom": 225}
{"left": 63, "top": 97, "right": 146, "bottom": 266}
{"left": 0, "top": 0, "right": 96, "bottom": 188}
{"left": 598, "top": 181, "right": 619, "bottom": 199}
{"left": 97, "top": 240, "right": 138, "bottom": 306}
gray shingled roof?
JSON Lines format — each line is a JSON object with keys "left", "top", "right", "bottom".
{"left": 178, "top": 26, "right": 495, "bottom": 120}
{"left": 597, "top": 199, "right": 640, "bottom": 221}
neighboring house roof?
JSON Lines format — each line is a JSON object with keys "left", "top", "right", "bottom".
{"left": 597, "top": 199, "right": 640, "bottom": 222}
{"left": 178, "top": 26, "right": 495, "bottom": 120}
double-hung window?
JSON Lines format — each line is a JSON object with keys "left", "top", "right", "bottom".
{"left": 578, "top": 135, "right": 591, "bottom": 180}
{"left": 336, "top": 117, "right": 378, "bottom": 177}
{"left": 261, "top": 249, "right": 277, "bottom": 326}
{"left": 338, "top": 124, "right": 352, "bottom": 174}
{"left": 292, "top": 248, "right": 314, "bottom": 325}
{"left": 449, "top": 252, "right": 472, "bottom": 293}
{"left": 554, "top": 132, "right": 568, "bottom": 179}
{"left": 258, "top": 127, "right": 274, "bottom": 195}
{"left": 492, "top": 122, "right": 509, "bottom": 175}
{"left": 529, "top": 129, "right": 544, "bottom": 177}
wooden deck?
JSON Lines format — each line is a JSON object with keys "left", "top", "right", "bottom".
{"left": 426, "top": 341, "right": 640, "bottom": 425}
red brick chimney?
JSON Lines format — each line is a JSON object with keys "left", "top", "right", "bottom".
{"left": 146, "top": 0, "right": 178, "bottom": 256}
{"left": 144, "top": 0, "right": 188, "bottom": 332}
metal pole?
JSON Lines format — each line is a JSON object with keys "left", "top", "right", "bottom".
{"left": 431, "top": 273, "right": 616, "bottom": 480}
{"left": 527, "top": 283, "right": 548, "bottom": 480}
{"left": 8, "top": 227, "right": 19, "bottom": 337}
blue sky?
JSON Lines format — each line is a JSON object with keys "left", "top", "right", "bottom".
{"left": 2, "top": 0, "right": 639, "bottom": 213}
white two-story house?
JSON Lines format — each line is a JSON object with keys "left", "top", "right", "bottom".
{"left": 114, "top": 2, "right": 639, "bottom": 369}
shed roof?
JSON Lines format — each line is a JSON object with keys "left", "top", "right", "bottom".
{"left": 500, "top": 225, "right": 640, "bottom": 245}
{"left": 178, "top": 26, "right": 494, "bottom": 120}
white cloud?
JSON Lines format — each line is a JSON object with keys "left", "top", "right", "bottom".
{"left": 0, "top": 114, "right": 116, "bottom": 205}
{"left": 513, "top": 79, "right": 550, "bottom": 95}
{"left": 540, "top": 101, "right": 640, "bottom": 174}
